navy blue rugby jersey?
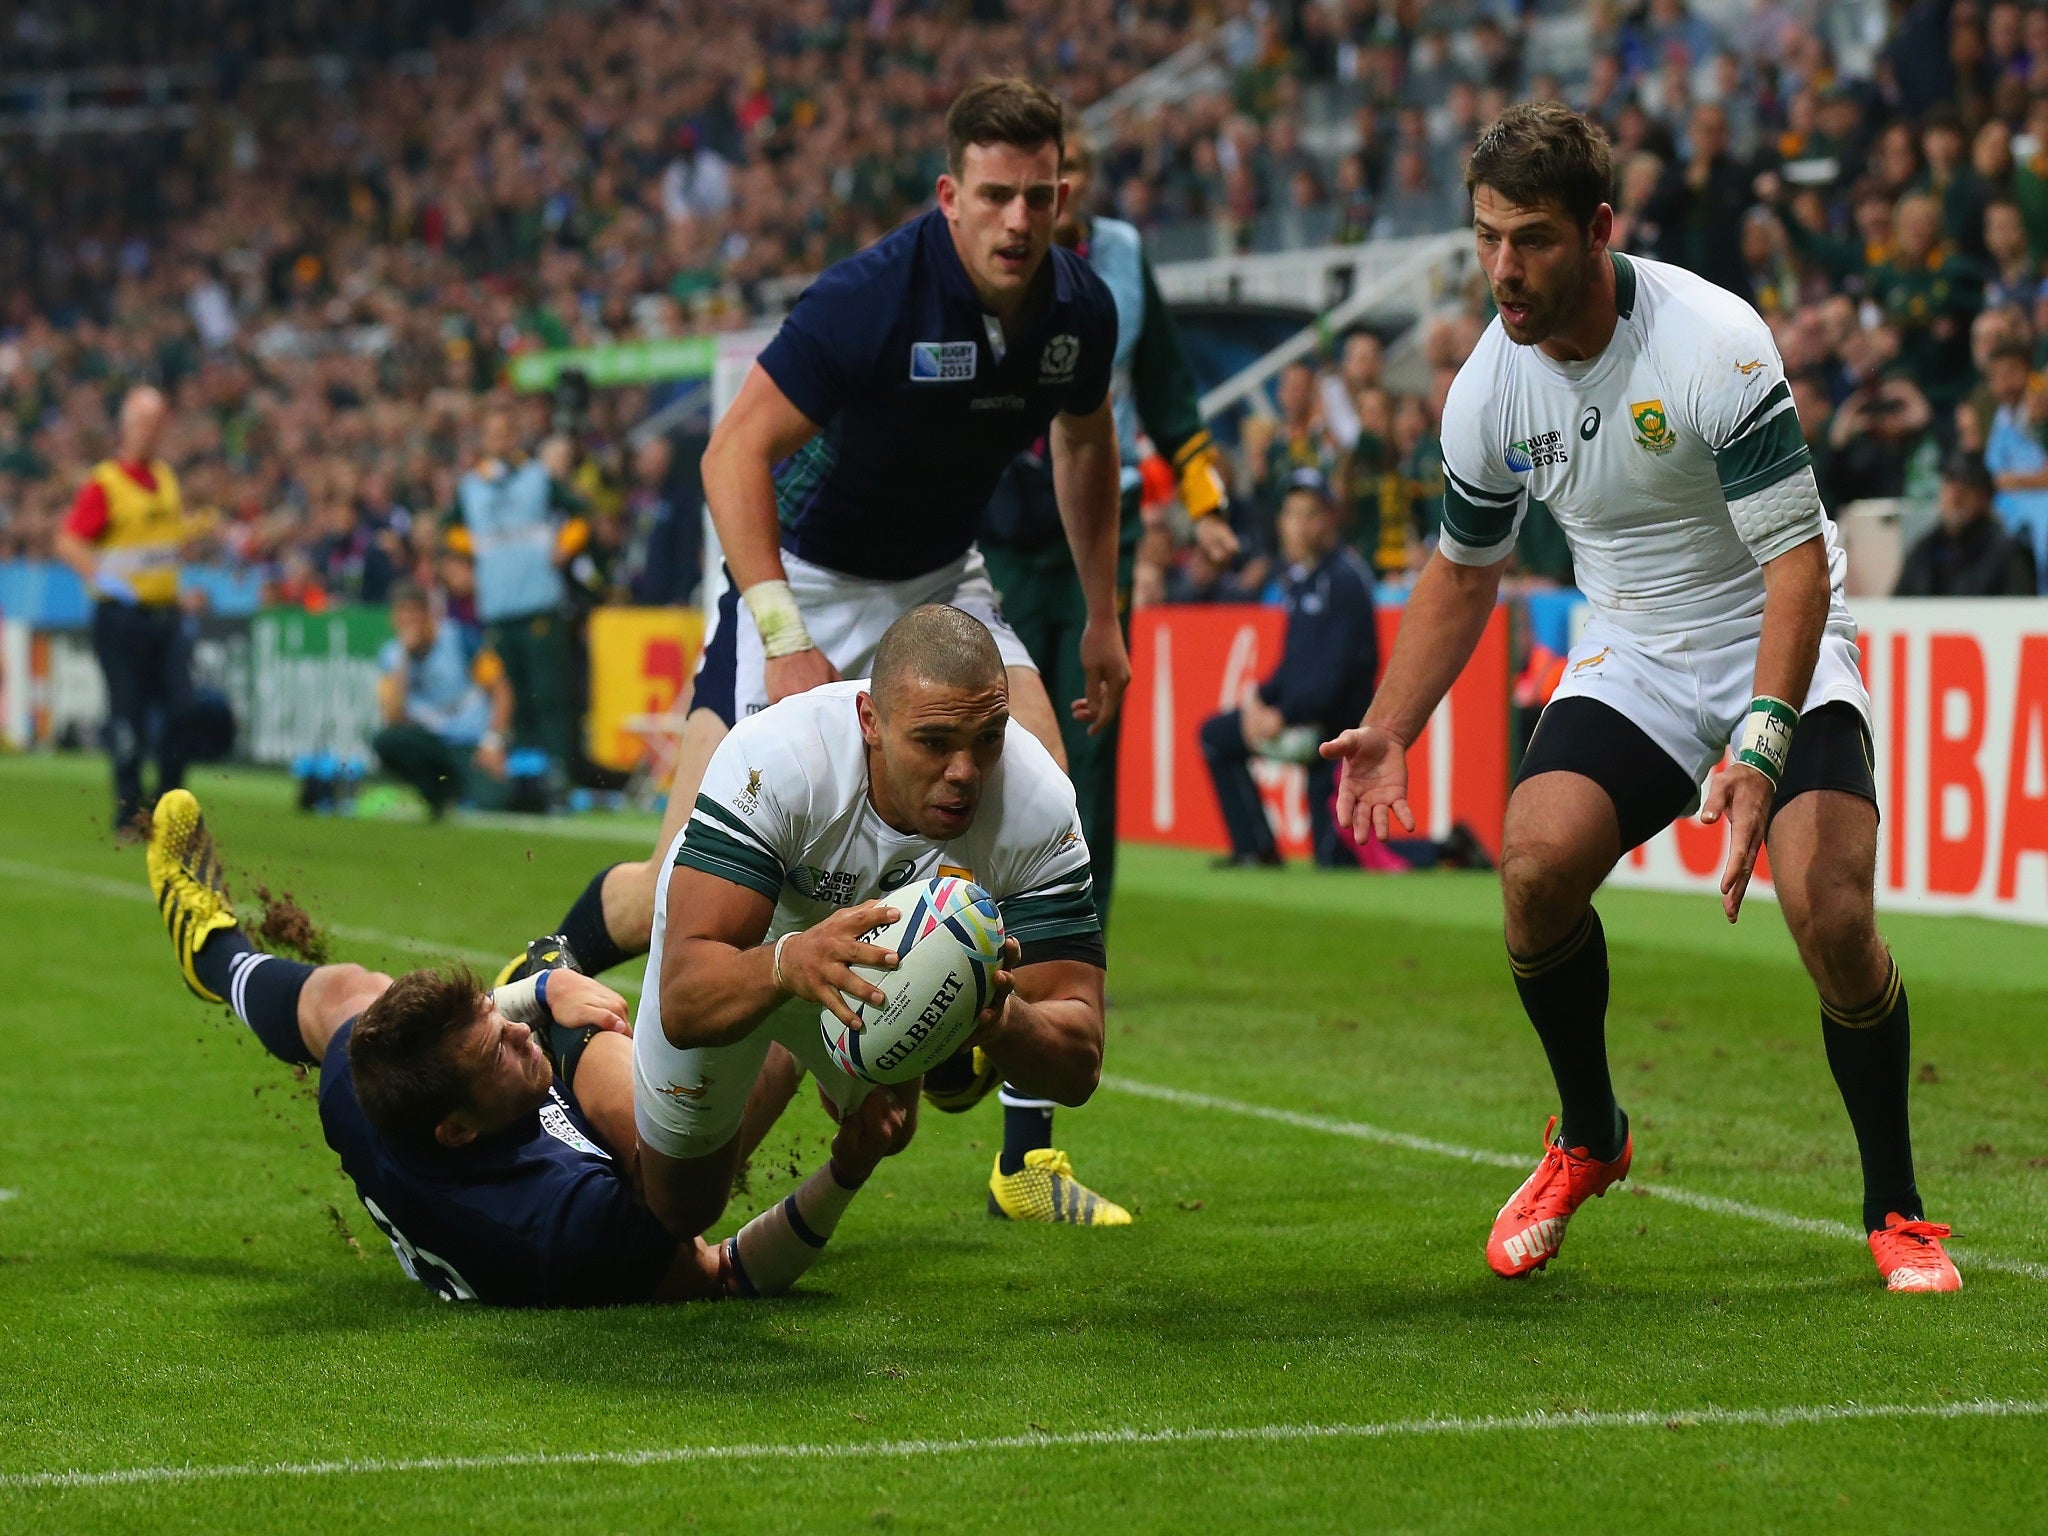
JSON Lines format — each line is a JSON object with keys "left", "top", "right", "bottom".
{"left": 756, "top": 207, "right": 1117, "bottom": 580}
{"left": 319, "top": 1020, "right": 677, "bottom": 1308}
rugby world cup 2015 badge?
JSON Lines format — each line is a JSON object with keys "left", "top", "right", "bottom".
{"left": 910, "top": 340, "right": 978, "bottom": 382}
{"left": 1630, "top": 398, "right": 1676, "bottom": 454}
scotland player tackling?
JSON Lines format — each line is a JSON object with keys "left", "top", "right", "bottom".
{"left": 634, "top": 605, "right": 1114, "bottom": 1245}
{"left": 1323, "top": 103, "right": 1959, "bottom": 1292}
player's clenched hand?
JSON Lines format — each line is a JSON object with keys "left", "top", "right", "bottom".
{"left": 544, "top": 970, "right": 633, "bottom": 1034}
{"left": 1320, "top": 723, "right": 1415, "bottom": 844}
{"left": 764, "top": 647, "right": 839, "bottom": 705}
{"left": 1699, "top": 762, "right": 1774, "bottom": 924}
{"left": 965, "top": 936, "right": 1023, "bottom": 1049}
{"left": 1072, "top": 614, "right": 1130, "bottom": 735}
{"left": 830, "top": 1082, "right": 918, "bottom": 1178}
{"left": 779, "top": 901, "right": 900, "bottom": 1029}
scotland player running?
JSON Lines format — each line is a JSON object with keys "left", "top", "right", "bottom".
{"left": 144, "top": 790, "right": 905, "bottom": 1307}
{"left": 1323, "top": 104, "right": 1959, "bottom": 1292}
{"left": 634, "top": 606, "right": 1115, "bottom": 1246}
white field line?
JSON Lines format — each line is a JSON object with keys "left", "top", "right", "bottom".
{"left": 17, "top": 856, "right": 2044, "bottom": 1279}
{"left": 1101, "top": 1076, "right": 2048, "bottom": 1283}
{"left": 2, "top": 858, "right": 506, "bottom": 969}
{"left": 5, "top": 1397, "right": 2043, "bottom": 1494}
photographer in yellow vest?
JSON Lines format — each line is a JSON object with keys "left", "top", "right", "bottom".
{"left": 55, "top": 386, "right": 204, "bottom": 834}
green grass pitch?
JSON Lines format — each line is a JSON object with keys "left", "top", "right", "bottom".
{"left": 3, "top": 752, "right": 2046, "bottom": 1533}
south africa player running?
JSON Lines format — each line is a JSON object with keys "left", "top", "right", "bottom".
{"left": 1323, "top": 103, "right": 1959, "bottom": 1292}
{"left": 521, "top": 78, "right": 1132, "bottom": 1223}
{"left": 633, "top": 605, "right": 1115, "bottom": 1246}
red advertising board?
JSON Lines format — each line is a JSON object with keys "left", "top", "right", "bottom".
{"left": 1607, "top": 600, "right": 2048, "bottom": 923}
{"left": 1116, "top": 602, "right": 1512, "bottom": 860}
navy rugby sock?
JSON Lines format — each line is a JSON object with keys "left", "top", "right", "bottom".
{"left": 193, "top": 930, "right": 319, "bottom": 1067}
{"left": 1820, "top": 957, "right": 1921, "bottom": 1234}
{"left": 557, "top": 864, "right": 634, "bottom": 976}
{"left": 1510, "top": 908, "right": 1626, "bottom": 1162}
{"left": 998, "top": 1087, "right": 1054, "bottom": 1175}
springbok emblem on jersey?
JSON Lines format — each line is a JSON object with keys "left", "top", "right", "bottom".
{"left": 1734, "top": 358, "right": 1767, "bottom": 376}
{"left": 1630, "top": 399, "right": 1676, "bottom": 455}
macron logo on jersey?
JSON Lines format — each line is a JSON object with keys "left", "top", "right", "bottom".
{"left": 910, "top": 341, "right": 977, "bottom": 382}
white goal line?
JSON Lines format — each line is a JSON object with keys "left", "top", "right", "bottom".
{"left": 6, "top": 1397, "right": 2042, "bottom": 1494}
{"left": 1100, "top": 1077, "right": 2048, "bottom": 1282}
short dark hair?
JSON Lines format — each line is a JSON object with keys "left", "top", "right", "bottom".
{"left": 1465, "top": 101, "right": 1613, "bottom": 229}
{"left": 349, "top": 967, "right": 485, "bottom": 1149}
{"left": 387, "top": 579, "right": 428, "bottom": 610}
{"left": 1989, "top": 339, "right": 2033, "bottom": 366}
{"left": 871, "top": 604, "right": 1006, "bottom": 712}
{"left": 946, "top": 79, "right": 1064, "bottom": 178}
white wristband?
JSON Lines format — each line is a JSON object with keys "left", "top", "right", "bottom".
{"left": 1733, "top": 695, "right": 1799, "bottom": 786}
{"left": 771, "top": 932, "right": 796, "bottom": 991}
{"left": 743, "top": 579, "right": 815, "bottom": 660}
{"left": 493, "top": 972, "right": 545, "bottom": 1024}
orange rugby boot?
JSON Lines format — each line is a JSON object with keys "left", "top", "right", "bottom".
{"left": 1868, "top": 1213, "right": 1963, "bottom": 1292}
{"left": 1485, "top": 1115, "right": 1633, "bottom": 1278}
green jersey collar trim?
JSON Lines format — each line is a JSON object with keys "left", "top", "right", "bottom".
{"left": 1610, "top": 252, "right": 1637, "bottom": 320}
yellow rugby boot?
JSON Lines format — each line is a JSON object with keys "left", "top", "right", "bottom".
{"left": 146, "top": 789, "right": 241, "bottom": 1002}
{"left": 988, "top": 1149, "right": 1132, "bottom": 1226}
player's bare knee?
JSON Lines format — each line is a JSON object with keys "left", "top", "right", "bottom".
{"left": 304, "top": 963, "right": 389, "bottom": 1021}
{"left": 1500, "top": 841, "right": 1589, "bottom": 951}
{"left": 1797, "top": 892, "right": 1882, "bottom": 1001}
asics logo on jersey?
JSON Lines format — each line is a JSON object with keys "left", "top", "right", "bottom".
{"left": 1631, "top": 399, "right": 1677, "bottom": 454}
{"left": 881, "top": 856, "right": 920, "bottom": 890}
{"left": 1579, "top": 407, "right": 1601, "bottom": 440}
{"left": 1505, "top": 429, "right": 1568, "bottom": 472}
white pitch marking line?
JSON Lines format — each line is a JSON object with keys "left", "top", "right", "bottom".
{"left": 0, "top": 858, "right": 507, "bottom": 970}
{"left": 1102, "top": 1076, "right": 2048, "bottom": 1282}
{"left": 0, "top": 1190, "right": 15, "bottom": 1202}
{"left": 4, "top": 1397, "right": 2042, "bottom": 1493}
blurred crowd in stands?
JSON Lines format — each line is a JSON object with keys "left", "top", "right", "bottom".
{"left": 5, "top": 0, "right": 2048, "bottom": 625}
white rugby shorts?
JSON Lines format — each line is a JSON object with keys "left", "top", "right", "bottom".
{"left": 1547, "top": 614, "right": 1871, "bottom": 809}
{"left": 632, "top": 978, "right": 874, "bottom": 1161}
{"left": 693, "top": 546, "right": 1035, "bottom": 725}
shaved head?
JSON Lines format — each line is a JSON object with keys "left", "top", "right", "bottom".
{"left": 118, "top": 386, "right": 167, "bottom": 461}
{"left": 870, "top": 605, "right": 1006, "bottom": 715}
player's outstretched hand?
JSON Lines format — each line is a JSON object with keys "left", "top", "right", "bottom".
{"left": 965, "top": 936, "right": 1023, "bottom": 1048}
{"left": 1699, "top": 763, "right": 1774, "bottom": 924}
{"left": 1072, "top": 614, "right": 1131, "bottom": 735}
{"left": 1192, "top": 513, "right": 1240, "bottom": 565}
{"left": 1320, "top": 723, "right": 1415, "bottom": 844}
{"left": 780, "top": 900, "right": 900, "bottom": 1029}
{"left": 544, "top": 971, "right": 633, "bottom": 1034}
{"left": 830, "top": 1082, "right": 919, "bottom": 1179}
{"left": 764, "top": 646, "right": 840, "bottom": 705}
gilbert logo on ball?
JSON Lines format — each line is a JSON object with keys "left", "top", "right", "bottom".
{"left": 819, "top": 877, "right": 1006, "bottom": 1086}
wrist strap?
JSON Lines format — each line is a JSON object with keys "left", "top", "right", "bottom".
{"left": 771, "top": 931, "right": 796, "bottom": 991}
{"left": 1733, "top": 695, "right": 1799, "bottom": 787}
{"left": 742, "top": 579, "right": 815, "bottom": 660}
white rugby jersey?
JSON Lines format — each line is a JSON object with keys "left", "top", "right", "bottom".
{"left": 672, "top": 680, "right": 1098, "bottom": 950}
{"left": 1440, "top": 252, "right": 1851, "bottom": 650}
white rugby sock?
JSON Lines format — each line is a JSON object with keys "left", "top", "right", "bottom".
{"left": 723, "top": 1160, "right": 863, "bottom": 1298}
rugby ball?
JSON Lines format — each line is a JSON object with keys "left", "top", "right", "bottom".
{"left": 818, "top": 877, "right": 1006, "bottom": 1085}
